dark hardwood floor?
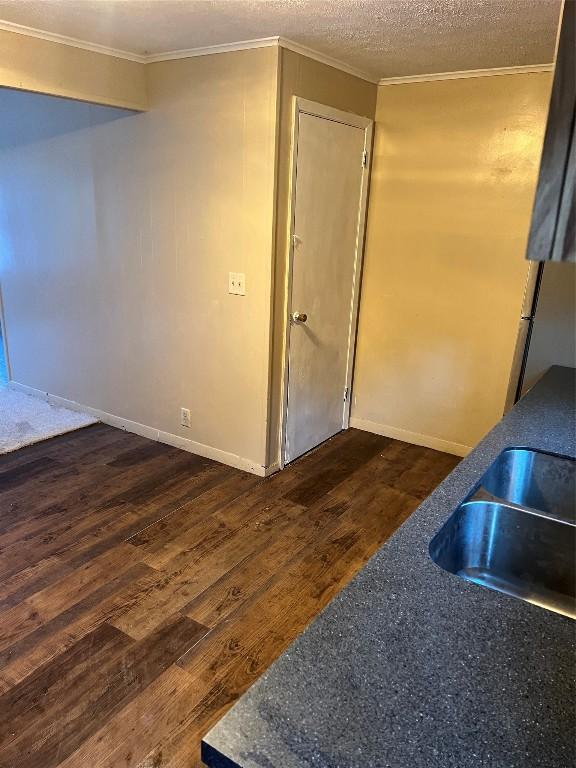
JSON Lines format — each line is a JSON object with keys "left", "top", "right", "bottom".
{"left": 0, "top": 424, "right": 459, "bottom": 768}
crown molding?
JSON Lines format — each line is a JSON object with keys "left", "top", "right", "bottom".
{"left": 145, "top": 36, "right": 280, "bottom": 62}
{"left": 378, "top": 63, "right": 554, "bottom": 86}
{"left": 0, "top": 19, "right": 377, "bottom": 82}
{"left": 0, "top": 18, "right": 551, "bottom": 86}
{"left": 148, "top": 36, "right": 377, "bottom": 82}
{"left": 0, "top": 19, "right": 146, "bottom": 62}
{"left": 277, "top": 38, "right": 378, "bottom": 83}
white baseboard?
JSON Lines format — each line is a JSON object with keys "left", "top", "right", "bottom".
{"left": 263, "top": 459, "right": 280, "bottom": 477}
{"left": 349, "top": 416, "right": 471, "bottom": 457}
{"left": 9, "top": 381, "right": 271, "bottom": 476}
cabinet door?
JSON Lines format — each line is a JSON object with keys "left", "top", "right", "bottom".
{"left": 526, "top": 0, "right": 575, "bottom": 263}
{"left": 551, "top": 117, "right": 575, "bottom": 262}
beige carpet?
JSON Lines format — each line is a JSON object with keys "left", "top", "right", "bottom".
{"left": 0, "top": 384, "right": 98, "bottom": 454}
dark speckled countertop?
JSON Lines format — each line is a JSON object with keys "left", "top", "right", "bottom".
{"left": 202, "top": 366, "right": 576, "bottom": 768}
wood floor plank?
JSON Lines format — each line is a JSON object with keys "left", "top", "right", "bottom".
{"left": 0, "top": 424, "right": 121, "bottom": 472}
{"left": 0, "top": 503, "right": 138, "bottom": 582}
{"left": 0, "top": 461, "right": 234, "bottom": 583}
{"left": 282, "top": 431, "right": 390, "bottom": 507}
{"left": 389, "top": 449, "right": 461, "bottom": 500}
{"left": 0, "top": 556, "right": 73, "bottom": 610}
{"left": 104, "top": 454, "right": 215, "bottom": 507}
{"left": 0, "top": 562, "right": 152, "bottom": 673}
{"left": 0, "top": 457, "right": 59, "bottom": 493}
{"left": 127, "top": 472, "right": 259, "bottom": 561}
{"left": 0, "top": 434, "right": 217, "bottom": 541}
{"left": 0, "top": 425, "right": 459, "bottom": 767}
{"left": 54, "top": 664, "right": 196, "bottom": 768}
{"left": 180, "top": 496, "right": 349, "bottom": 628}
{"left": 0, "top": 543, "right": 144, "bottom": 653}
{"left": 56, "top": 465, "right": 242, "bottom": 571}
{"left": 0, "top": 622, "right": 131, "bottom": 749}
{"left": 134, "top": 524, "right": 374, "bottom": 768}
{"left": 111, "top": 495, "right": 304, "bottom": 640}
{"left": 0, "top": 615, "right": 208, "bottom": 768}
{"left": 177, "top": 518, "right": 366, "bottom": 678}
{"left": 0, "top": 563, "right": 161, "bottom": 692}
{"left": 139, "top": 491, "right": 415, "bottom": 768}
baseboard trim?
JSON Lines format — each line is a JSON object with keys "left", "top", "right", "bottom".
{"left": 349, "top": 416, "right": 471, "bottom": 457}
{"left": 263, "top": 460, "right": 280, "bottom": 477}
{"left": 9, "top": 381, "right": 269, "bottom": 476}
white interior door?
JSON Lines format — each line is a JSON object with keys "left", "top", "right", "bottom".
{"left": 284, "top": 108, "right": 369, "bottom": 463}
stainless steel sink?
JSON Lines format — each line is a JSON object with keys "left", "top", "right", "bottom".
{"left": 430, "top": 501, "right": 576, "bottom": 618}
{"left": 429, "top": 448, "right": 576, "bottom": 618}
{"left": 472, "top": 448, "right": 575, "bottom": 523}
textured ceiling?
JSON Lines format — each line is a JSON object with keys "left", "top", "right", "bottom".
{"left": 0, "top": 0, "right": 562, "bottom": 79}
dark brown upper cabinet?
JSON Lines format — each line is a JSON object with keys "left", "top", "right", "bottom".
{"left": 526, "top": 0, "right": 575, "bottom": 263}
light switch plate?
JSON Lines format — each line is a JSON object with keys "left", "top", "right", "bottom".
{"left": 228, "top": 272, "right": 246, "bottom": 296}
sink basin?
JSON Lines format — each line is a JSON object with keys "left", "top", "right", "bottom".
{"left": 430, "top": 448, "right": 576, "bottom": 618}
{"left": 429, "top": 501, "right": 576, "bottom": 618}
{"left": 473, "top": 448, "right": 575, "bottom": 523}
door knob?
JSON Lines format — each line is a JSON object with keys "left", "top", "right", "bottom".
{"left": 291, "top": 312, "right": 308, "bottom": 323}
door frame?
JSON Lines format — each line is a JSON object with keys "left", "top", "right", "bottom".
{"left": 0, "top": 281, "right": 12, "bottom": 383}
{"left": 279, "top": 97, "right": 374, "bottom": 468}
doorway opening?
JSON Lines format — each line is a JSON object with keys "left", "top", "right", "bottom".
{"left": 0, "top": 319, "right": 97, "bottom": 454}
{"left": 280, "top": 98, "right": 373, "bottom": 467}
{"left": 0, "top": 315, "right": 7, "bottom": 387}
{"left": 0, "top": 309, "right": 97, "bottom": 453}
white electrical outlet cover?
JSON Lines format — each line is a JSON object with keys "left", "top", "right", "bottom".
{"left": 229, "top": 272, "right": 246, "bottom": 296}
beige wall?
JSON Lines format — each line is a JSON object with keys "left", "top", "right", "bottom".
{"left": 0, "top": 36, "right": 557, "bottom": 471}
{"left": 351, "top": 73, "right": 553, "bottom": 455}
{"left": 266, "top": 48, "right": 377, "bottom": 464}
{"left": 523, "top": 262, "right": 576, "bottom": 391}
{"left": 0, "top": 29, "right": 147, "bottom": 110}
{"left": 0, "top": 47, "right": 279, "bottom": 473}
{"left": 0, "top": 40, "right": 376, "bottom": 472}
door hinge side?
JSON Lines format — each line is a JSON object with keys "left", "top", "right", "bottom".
{"left": 344, "top": 387, "right": 349, "bottom": 402}
{"left": 362, "top": 150, "right": 368, "bottom": 168}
